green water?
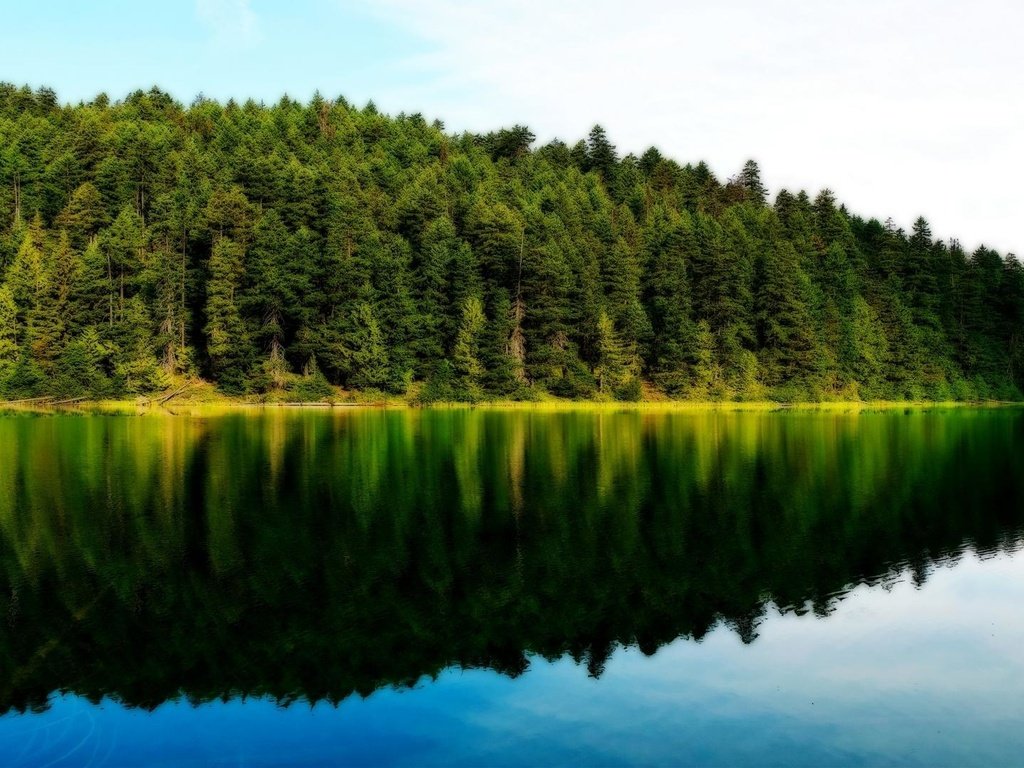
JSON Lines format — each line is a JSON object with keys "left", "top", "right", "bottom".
{"left": 0, "top": 407, "right": 1022, "bottom": 765}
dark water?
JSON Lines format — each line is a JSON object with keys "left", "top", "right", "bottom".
{"left": 0, "top": 407, "right": 1023, "bottom": 766}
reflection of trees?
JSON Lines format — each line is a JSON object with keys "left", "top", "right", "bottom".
{"left": 0, "top": 409, "right": 1021, "bottom": 713}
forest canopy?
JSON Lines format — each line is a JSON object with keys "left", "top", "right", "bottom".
{"left": 0, "top": 84, "right": 1020, "bottom": 402}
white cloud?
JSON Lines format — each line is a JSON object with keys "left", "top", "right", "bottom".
{"left": 196, "top": 0, "right": 261, "bottom": 48}
{"left": 358, "top": 0, "right": 1023, "bottom": 253}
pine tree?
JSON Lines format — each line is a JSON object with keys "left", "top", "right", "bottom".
{"left": 149, "top": 244, "right": 190, "bottom": 375}
{"left": 0, "top": 285, "right": 18, "bottom": 382}
{"left": 111, "top": 296, "right": 165, "bottom": 393}
{"left": 691, "top": 320, "right": 719, "bottom": 397}
{"left": 594, "top": 311, "right": 627, "bottom": 395}
{"left": 642, "top": 208, "right": 694, "bottom": 392}
{"left": 7, "top": 223, "right": 46, "bottom": 311}
{"left": 738, "top": 160, "right": 767, "bottom": 205}
{"left": 55, "top": 182, "right": 108, "bottom": 248}
{"left": 452, "top": 296, "right": 486, "bottom": 398}
{"left": 586, "top": 125, "right": 617, "bottom": 183}
{"left": 756, "top": 240, "right": 820, "bottom": 394}
{"left": 849, "top": 295, "right": 888, "bottom": 396}
{"left": 346, "top": 300, "right": 390, "bottom": 391}
{"left": 55, "top": 326, "right": 111, "bottom": 397}
{"left": 414, "top": 216, "right": 457, "bottom": 363}
{"left": 205, "top": 237, "right": 251, "bottom": 392}
{"left": 101, "top": 206, "right": 146, "bottom": 321}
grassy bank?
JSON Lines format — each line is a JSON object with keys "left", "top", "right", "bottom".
{"left": 1, "top": 394, "right": 1020, "bottom": 416}
{"left": 3, "top": 373, "right": 1022, "bottom": 415}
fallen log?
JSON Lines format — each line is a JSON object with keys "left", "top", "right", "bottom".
{"left": 155, "top": 384, "right": 191, "bottom": 405}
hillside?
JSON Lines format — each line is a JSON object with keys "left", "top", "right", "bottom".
{"left": 0, "top": 84, "right": 1021, "bottom": 402}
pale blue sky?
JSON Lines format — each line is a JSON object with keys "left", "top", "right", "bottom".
{"left": 1, "top": 1, "right": 431, "bottom": 109}
{"left": 2, "top": 0, "right": 1021, "bottom": 253}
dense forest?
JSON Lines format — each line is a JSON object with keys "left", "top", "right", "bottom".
{"left": 0, "top": 84, "right": 1021, "bottom": 402}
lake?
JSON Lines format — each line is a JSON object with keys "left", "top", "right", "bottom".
{"left": 0, "top": 406, "right": 1022, "bottom": 766}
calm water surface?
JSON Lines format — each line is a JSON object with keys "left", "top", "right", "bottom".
{"left": 0, "top": 407, "right": 1022, "bottom": 766}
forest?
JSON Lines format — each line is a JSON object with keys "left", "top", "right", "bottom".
{"left": 0, "top": 84, "right": 1021, "bottom": 402}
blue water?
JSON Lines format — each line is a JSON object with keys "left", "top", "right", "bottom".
{"left": 4, "top": 551, "right": 1022, "bottom": 767}
{"left": 2, "top": 408, "right": 1022, "bottom": 766}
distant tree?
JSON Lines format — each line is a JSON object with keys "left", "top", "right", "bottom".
{"left": 738, "top": 160, "right": 767, "bottom": 204}
{"left": 586, "top": 125, "right": 617, "bottom": 182}
{"left": 483, "top": 125, "right": 535, "bottom": 162}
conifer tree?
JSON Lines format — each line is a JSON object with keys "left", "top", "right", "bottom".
{"left": 756, "top": 240, "right": 820, "bottom": 393}
{"left": 346, "top": 300, "right": 390, "bottom": 391}
{"left": 586, "top": 125, "right": 617, "bottom": 183}
{"left": 738, "top": 160, "right": 767, "bottom": 205}
{"left": 0, "top": 285, "right": 17, "bottom": 381}
{"left": 642, "top": 208, "right": 695, "bottom": 392}
{"left": 55, "top": 182, "right": 107, "bottom": 248}
{"left": 205, "top": 237, "right": 251, "bottom": 392}
{"left": 594, "top": 311, "right": 627, "bottom": 394}
{"left": 452, "top": 296, "right": 486, "bottom": 398}
{"left": 691, "top": 320, "right": 719, "bottom": 397}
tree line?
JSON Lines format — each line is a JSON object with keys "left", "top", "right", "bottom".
{"left": 1, "top": 84, "right": 1021, "bottom": 401}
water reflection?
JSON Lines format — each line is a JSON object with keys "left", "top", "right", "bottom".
{"left": 0, "top": 408, "right": 1021, "bottom": 715}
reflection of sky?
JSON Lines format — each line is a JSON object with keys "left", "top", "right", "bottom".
{"left": 3, "top": 550, "right": 1023, "bottom": 767}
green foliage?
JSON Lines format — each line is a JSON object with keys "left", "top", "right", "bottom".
{"left": 53, "top": 326, "right": 112, "bottom": 397}
{"left": 345, "top": 301, "right": 391, "bottom": 391}
{"left": 204, "top": 237, "right": 251, "bottom": 393}
{"left": 0, "top": 285, "right": 18, "bottom": 381}
{"left": 0, "top": 84, "right": 1020, "bottom": 402}
{"left": 419, "top": 359, "right": 457, "bottom": 403}
{"left": 613, "top": 376, "right": 643, "bottom": 402}
{"left": 452, "top": 296, "right": 486, "bottom": 400}
{"left": 594, "top": 311, "right": 628, "bottom": 396}
{"left": 291, "top": 356, "right": 333, "bottom": 402}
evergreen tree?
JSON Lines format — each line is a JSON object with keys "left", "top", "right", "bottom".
{"left": 586, "top": 125, "right": 617, "bottom": 183}
{"left": 110, "top": 296, "right": 165, "bottom": 393}
{"left": 7, "top": 222, "right": 46, "bottom": 312}
{"left": 691, "top": 320, "right": 719, "bottom": 398}
{"left": 204, "top": 237, "right": 251, "bottom": 392}
{"left": 346, "top": 300, "right": 390, "bottom": 391}
{"left": 594, "top": 311, "right": 627, "bottom": 395}
{"left": 0, "top": 285, "right": 17, "bottom": 382}
{"left": 55, "top": 182, "right": 107, "bottom": 248}
{"left": 849, "top": 295, "right": 888, "bottom": 396}
{"left": 756, "top": 240, "right": 821, "bottom": 396}
{"left": 738, "top": 160, "right": 767, "bottom": 204}
{"left": 642, "top": 208, "right": 695, "bottom": 392}
{"left": 452, "top": 296, "right": 486, "bottom": 398}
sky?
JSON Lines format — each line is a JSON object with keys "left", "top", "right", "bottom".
{"left": 1, "top": 0, "right": 1020, "bottom": 253}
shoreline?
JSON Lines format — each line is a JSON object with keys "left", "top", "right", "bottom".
{"left": 1, "top": 397, "right": 1021, "bottom": 415}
